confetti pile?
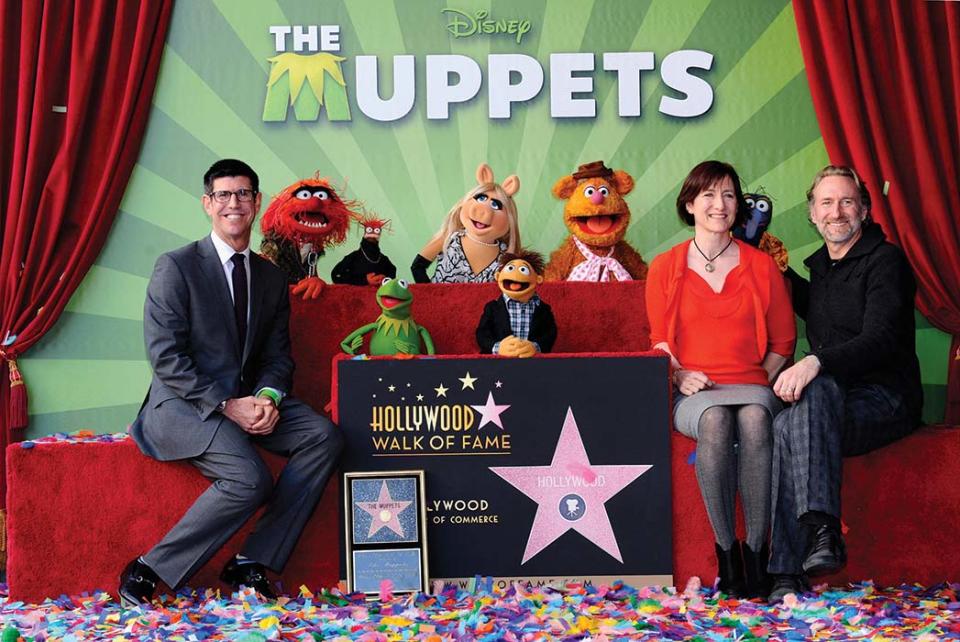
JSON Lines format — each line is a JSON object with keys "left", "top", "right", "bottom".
{"left": 17, "top": 431, "right": 129, "bottom": 448}
{"left": 2, "top": 579, "right": 960, "bottom": 640}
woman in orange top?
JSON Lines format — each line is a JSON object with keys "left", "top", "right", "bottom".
{"left": 646, "top": 161, "right": 795, "bottom": 600}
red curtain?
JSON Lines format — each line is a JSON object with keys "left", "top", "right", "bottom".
{"left": 793, "top": 0, "right": 960, "bottom": 423}
{"left": 0, "top": 0, "right": 173, "bottom": 538}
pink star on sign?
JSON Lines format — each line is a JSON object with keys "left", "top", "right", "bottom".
{"left": 470, "top": 392, "right": 510, "bottom": 430}
{"left": 356, "top": 481, "right": 413, "bottom": 537}
{"left": 490, "top": 407, "right": 651, "bottom": 563}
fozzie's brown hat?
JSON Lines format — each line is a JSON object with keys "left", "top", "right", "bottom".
{"left": 572, "top": 160, "right": 614, "bottom": 181}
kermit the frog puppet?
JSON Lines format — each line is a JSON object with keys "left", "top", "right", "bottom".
{"left": 476, "top": 249, "right": 557, "bottom": 357}
{"left": 340, "top": 277, "right": 435, "bottom": 356}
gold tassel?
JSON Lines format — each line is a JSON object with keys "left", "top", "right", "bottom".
{"left": 6, "top": 357, "right": 28, "bottom": 429}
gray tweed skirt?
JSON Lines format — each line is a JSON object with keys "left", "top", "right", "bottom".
{"left": 673, "top": 383, "right": 782, "bottom": 439}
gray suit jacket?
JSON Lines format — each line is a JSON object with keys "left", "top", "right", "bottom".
{"left": 130, "top": 235, "right": 294, "bottom": 461}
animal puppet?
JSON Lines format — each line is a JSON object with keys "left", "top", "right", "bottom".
{"left": 340, "top": 277, "right": 435, "bottom": 356}
{"left": 476, "top": 250, "right": 557, "bottom": 357}
{"left": 736, "top": 192, "right": 789, "bottom": 271}
{"left": 543, "top": 161, "right": 647, "bottom": 282}
{"left": 411, "top": 163, "right": 521, "bottom": 284}
{"left": 331, "top": 214, "right": 397, "bottom": 286}
{"left": 259, "top": 176, "right": 360, "bottom": 298}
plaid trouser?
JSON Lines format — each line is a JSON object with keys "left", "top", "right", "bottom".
{"left": 768, "top": 374, "right": 916, "bottom": 574}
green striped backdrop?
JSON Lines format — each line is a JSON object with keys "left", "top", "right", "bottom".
{"left": 19, "top": 0, "right": 950, "bottom": 438}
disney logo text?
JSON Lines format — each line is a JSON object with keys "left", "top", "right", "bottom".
{"left": 442, "top": 9, "right": 532, "bottom": 45}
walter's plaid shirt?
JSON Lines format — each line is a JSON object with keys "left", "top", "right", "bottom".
{"left": 492, "top": 293, "right": 542, "bottom": 353}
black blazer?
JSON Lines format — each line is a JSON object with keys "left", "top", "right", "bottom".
{"left": 476, "top": 296, "right": 557, "bottom": 354}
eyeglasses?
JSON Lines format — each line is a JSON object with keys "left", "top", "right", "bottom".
{"left": 207, "top": 189, "right": 257, "bottom": 203}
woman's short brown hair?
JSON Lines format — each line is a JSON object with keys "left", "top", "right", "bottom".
{"left": 675, "top": 160, "right": 749, "bottom": 228}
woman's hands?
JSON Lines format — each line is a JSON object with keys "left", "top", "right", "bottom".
{"left": 673, "top": 369, "right": 714, "bottom": 396}
{"left": 652, "top": 342, "right": 714, "bottom": 396}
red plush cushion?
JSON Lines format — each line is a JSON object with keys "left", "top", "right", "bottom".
{"left": 289, "top": 281, "right": 650, "bottom": 411}
{"left": 6, "top": 441, "right": 339, "bottom": 602}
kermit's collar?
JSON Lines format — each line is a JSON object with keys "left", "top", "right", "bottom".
{"left": 376, "top": 315, "right": 415, "bottom": 336}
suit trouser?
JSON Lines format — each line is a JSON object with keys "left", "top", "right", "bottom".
{"left": 768, "top": 375, "right": 915, "bottom": 575}
{"left": 143, "top": 399, "right": 343, "bottom": 588}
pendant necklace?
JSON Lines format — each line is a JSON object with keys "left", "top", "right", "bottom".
{"left": 693, "top": 237, "right": 733, "bottom": 273}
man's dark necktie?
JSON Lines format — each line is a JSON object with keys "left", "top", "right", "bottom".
{"left": 230, "top": 253, "right": 248, "bottom": 353}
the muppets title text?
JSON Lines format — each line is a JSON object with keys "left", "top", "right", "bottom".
{"left": 267, "top": 23, "right": 715, "bottom": 121}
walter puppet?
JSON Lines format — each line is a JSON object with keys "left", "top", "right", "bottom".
{"left": 543, "top": 161, "right": 647, "bottom": 282}
{"left": 331, "top": 214, "right": 397, "bottom": 285}
{"left": 476, "top": 250, "right": 557, "bottom": 357}
{"left": 259, "top": 176, "right": 360, "bottom": 298}
{"left": 341, "top": 277, "right": 435, "bottom": 356}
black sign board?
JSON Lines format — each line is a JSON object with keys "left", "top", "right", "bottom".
{"left": 336, "top": 354, "right": 672, "bottom": 588}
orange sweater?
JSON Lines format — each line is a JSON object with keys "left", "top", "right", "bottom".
{"left": 645, "top": 240, "right": 796, "bottom": 386}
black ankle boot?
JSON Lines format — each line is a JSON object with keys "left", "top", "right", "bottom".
{"left": 743, "top": 542, "right": 772, "bottom": 599}
{"left": 715, "top": 541, "right": 746, "bottom": 598}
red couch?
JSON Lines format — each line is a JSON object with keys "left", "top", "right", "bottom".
{"left": 6, "top": 281, "right": 959, "bottom": 602}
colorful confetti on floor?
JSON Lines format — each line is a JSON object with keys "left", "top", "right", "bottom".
{"left": 8, "top": 431, "right": 960, "bottom": 637}
{"left": 3, "top": 578, "right": 960, "bottom": 641}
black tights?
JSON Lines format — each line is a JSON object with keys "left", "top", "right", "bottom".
{"left": 694, "top": 404, "right": 772, "bottom": 551}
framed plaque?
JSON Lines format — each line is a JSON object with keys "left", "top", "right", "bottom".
{"left": 343, "top": 470, "right": 429, "bottom": 596}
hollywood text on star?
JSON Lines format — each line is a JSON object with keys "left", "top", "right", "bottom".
{"left": 537, "top": 474, "right": 606, "bottom": 488}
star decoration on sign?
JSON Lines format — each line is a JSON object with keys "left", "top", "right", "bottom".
{"left": 356, "top": 481, "right": 413, "bottom": 537}
{"left": 434, "top": 384, "right": 448, "bottom": 398}
{"left": 459, "top": 372, "right": 477, "bottom": 390}
{"left": 388, "top": 385, "right": 396, "bottom": 392}
{"left": 495, "top": 380, "right": 503, "bottom": 388}
{"left": 416, "top": 394, "right": 424, "bottom": 401}
{"left": 470, "top": 392, "right": 510, "bottom": 430}
{"left": 490, "top": 407, "right": 651, "bottom": 563}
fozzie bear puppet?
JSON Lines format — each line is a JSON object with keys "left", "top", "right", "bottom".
{"left": 544, "top": 161, "right": 647, "bottom": 282}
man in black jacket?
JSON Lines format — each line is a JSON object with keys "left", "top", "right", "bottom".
{"left": 766, "top": 165, "right": 922, "bottom": 603}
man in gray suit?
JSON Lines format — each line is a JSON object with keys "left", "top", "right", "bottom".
{"left": 119, "top": 159, "right": 343, "bottom": 606}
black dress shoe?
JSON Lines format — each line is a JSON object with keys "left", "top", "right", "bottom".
{"left": 118, "top": 558, "right": 159, "bottom": 608}
{"left": 743, "top": 542, "right": 772, "bottom": 599}
{"left": 802, "top": 524, "right": 847, "bottom": 576}
{"left": 768, "top": 574, "right": 807, "bottom": 605}
{"left": 220, "top": 557, "right": 277, "bottom": 599}
{"left": 715, "top": 541, "right": 747, "bottom": 598}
